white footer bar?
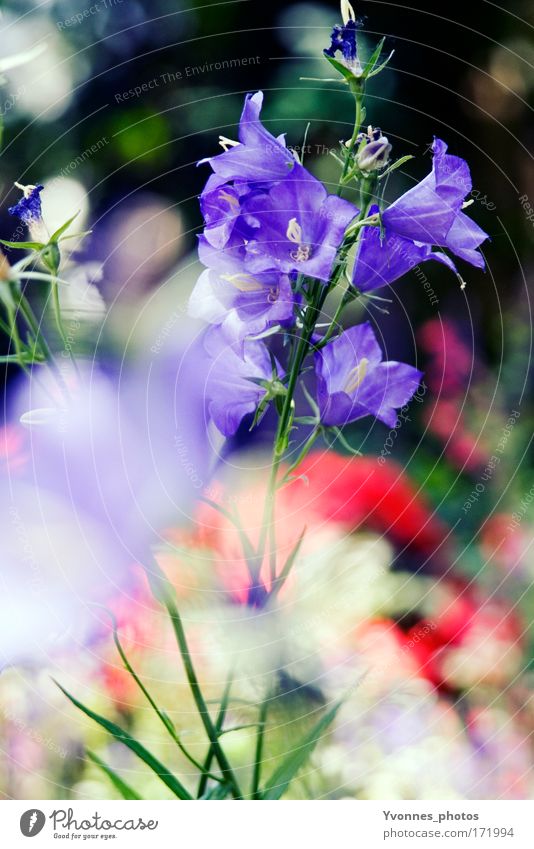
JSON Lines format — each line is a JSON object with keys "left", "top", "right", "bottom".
{"left": 1, "top": 799, "right": 533, "bottom": 848}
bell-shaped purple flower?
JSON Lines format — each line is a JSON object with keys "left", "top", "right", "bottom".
{"left": 189, "top": 236, "right": 295, "bottom": 340}
{"left": 382, "top": 139, "right": 488, "bottom": 268}
{"left": 242, "top": 165, "right": 358, "bottom": 282}
{"left": 199, "top": 91, "right": 296, "bottom": 185}
{"left": 315, "top": 322, "right": 423, "bottom": 428}
{"left": 203, "top": 325, "right": 280, "bottom": 436}
{"left": 353, "top": 205, "right": 457, "bottom": 292}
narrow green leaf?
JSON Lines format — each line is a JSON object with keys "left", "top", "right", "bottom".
{"left": 270, "top": 526, "right": 306, "bottom": 600}
{"left": 86, "top": 749, "right": 144, "bottom": 800}
{"left": 49, "top": 212, "right": 80, "bottom": 243}
{"left": 367, "top": 50, "right": 395, "bottom": 79}
{"left": 362, "top": 37, "right": 386, "bottom": 77}
{"left": 261, "top": 700, "right": 343, "bottom": 799}
{"left": 0, "top": 239, "right": 44, "bottom": 251}
{"left": 378, "top": 154, "right": 415, "bottom": 180}
{"left": 55, "top": 681, "right": 193, "bottom": 800}
{"left": 324, "top": 426, "right": 362, "bottom": 456}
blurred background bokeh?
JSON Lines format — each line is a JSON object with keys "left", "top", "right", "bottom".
{"left": 1, "top": 0, "right": 533, "bottom": 800}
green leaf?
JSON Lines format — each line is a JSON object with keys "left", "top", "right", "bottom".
{"left": 367, "top": 50, "right": 395, "bottom": 79}
{"left": 325, "top": 426, "right": 362, "bottom": 456}
{"left": 0, "top": 239, "right": 44, "bottom": 251}
{"left": 362, "top": 37, "right": 386, "bottom": 77}
{"left": 261, "top": 700, "right": 342, "bottom": 799}
{"left": 49, "top": 212, "right": 80, "bottom": 243}
{"left": 55, "top": 680, "right": 193, "bottom": 800}
{"left": 270, "top": 526, "right": 306, "bottom": 599}
{"left": 85, "top": 749, "right": 144, "bottom": 800}
{"left": 378, "top": 154, "right": 415, "bottom": 180}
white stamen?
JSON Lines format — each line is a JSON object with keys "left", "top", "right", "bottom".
{"left": 462, "top": 199, "right": 474, "bottom": 209}
{"left": 458, "top": 274, "right": 467, "bottom": 290}
{"left": 14, "top": 181, "right": 37, "bottom": 198}
{"left": 218, "top": 135, "right": 239, "bottom": 151}
{"left": 341, "top": 0, "right": 355, "bottom": 24}
{"left": 286, "top": 218, "right": 312, "bottom": 262}
{"left": 218, "top": 189, "right": 239, "bottom": 208}
{"left": 221, "top": 272, "right": 263, "bottom": 293}
{"left": 286, "top": 217, "right": 303, "bottom": 244}
{"left": 344, "top": 358, "right": 369, "bottom": 393}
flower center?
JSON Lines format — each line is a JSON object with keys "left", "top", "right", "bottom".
{"left": 343, "top": 358, "right": 369, "bottom": 393}
{"left": 267, "top": 285, "right": 280, "bottom": 304}
{"left": 286, "top": 217, "right": 312, "bottom": 263}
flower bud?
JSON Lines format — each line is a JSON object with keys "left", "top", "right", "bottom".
{"left": 356, "top": 127, "right": 392, "bottom": 173}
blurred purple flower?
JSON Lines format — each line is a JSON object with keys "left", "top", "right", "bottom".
{"left": 315, "top": 322, "right": 422, "bottom": 427}
{"left": 190, "top": 236, "right": 295, "bottom": 340}
{"left": 0, "top": 341, "right": 211, "bottom": 664}
{"left": 203, "top": 325, "right": 281, "bottom": 436}
{"left": 382, "top": 139, "right": 489, "bottom": 268}
{"left": 13, "top": 354, "right": 208, "bottom": 566}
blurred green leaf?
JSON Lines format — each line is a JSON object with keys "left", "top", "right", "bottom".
{"left": 85, "top": 750, "right": 144, "bottom": 801}
{"left": 261, "top": 700, "right": 342, "bottom": 799}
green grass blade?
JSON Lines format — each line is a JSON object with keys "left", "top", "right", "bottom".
{"left": 55, "top": 680, "right": 193, "bottom": 800}
{"left": 86, "top": 749, "right": 144, "bottom": 800}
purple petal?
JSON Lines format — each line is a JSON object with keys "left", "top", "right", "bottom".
{"left": 444, "top": 211, "right": 488, "bottom": 268}
{"left": 354, "top": 213, "right": 452, "bottom": 291}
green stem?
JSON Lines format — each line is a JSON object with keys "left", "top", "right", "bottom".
{"left": 251, "top": 697, "right": 269, "bottom": 799}
{"left": 197, "top": 670, "right": 233, "bottom": 798}
{"left": 163, "top": 594, "right": 243, "bottom": 799}
{"left": 337, "top": 82, "right": 365, "bottom": 196}
{"left": 106, "top": 611, "right": 222, "bottom": 782}
{"left": 255, "top": 290, "right": 321, "bottom": 576}
{"left": 1, "top": 292, "right": 31, "bottom": 374}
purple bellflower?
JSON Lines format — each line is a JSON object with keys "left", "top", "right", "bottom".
{"left": 190, "top": 236, "right": 295, "bottom": 340}
{"left": 199, "top": 91, "right": 296, "bottom": 185}
{"left": 315, "top": 322, "right": 422, "bottom": 428}
{"left": 203, "top": 325, "right": 281, "bottom": 436}
{"left": 353, "top": 205, "right": 457, "bottom": 292}
{"left": 242, "top": 166, "right": 358, "bottom": 282}
{"left": 381, "top": 139, "right": 489, "bottom": 268}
